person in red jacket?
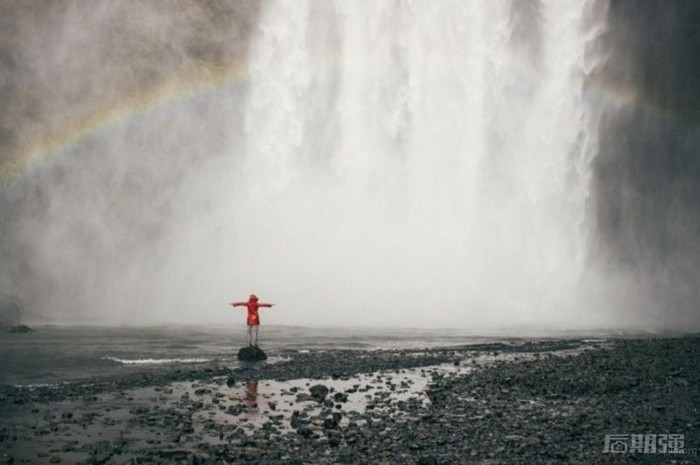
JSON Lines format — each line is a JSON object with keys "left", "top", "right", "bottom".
{"left": 229, "top": 294, "right": 274, "bottom": 347}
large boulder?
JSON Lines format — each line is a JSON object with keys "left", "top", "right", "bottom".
{"left": 9, "top": 324, "right": 33, "bottom": 334}
{"left": 237, "top": 346, "right": 267, "bottom": 361}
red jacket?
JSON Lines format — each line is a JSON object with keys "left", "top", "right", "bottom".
{"left": 230, "top": 295, "right": 274, "bottom": 326}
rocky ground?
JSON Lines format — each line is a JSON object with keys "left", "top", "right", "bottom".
{"left": 0, "top": 336, "right": 698, "bottom": 464}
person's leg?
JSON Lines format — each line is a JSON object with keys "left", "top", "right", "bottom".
{"left": 246, "top": 325, "right": 252, "bottom": 346}
{"left": 252, "top": 325, "right": 259, "bottom": 346}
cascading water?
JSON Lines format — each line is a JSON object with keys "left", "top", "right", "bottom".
{"left": 205, "top": 0, "right": 608, "bottom": 328}
{"left": 4, "top": 1, "right": 699, "bottom": 331}
{"left": 211, "top": 0, "right": 609, "bottom": 327}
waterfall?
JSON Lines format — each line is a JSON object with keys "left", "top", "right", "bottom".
{"left": 226, "top": 0, "right": 607, "bottom": 327}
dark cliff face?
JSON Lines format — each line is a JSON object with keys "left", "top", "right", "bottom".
{"left": 591, "top": 1, "right": 700, "bottom": 312}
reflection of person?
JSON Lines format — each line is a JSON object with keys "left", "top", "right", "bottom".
{"left": 229, "top": 294, "right": 274, "bottom": 347}
{"left": 245, "top": 380, "right": 259, "bottom": 407}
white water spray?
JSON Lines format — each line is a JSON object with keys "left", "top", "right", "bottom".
{"left": 178, "top": 0, "right": 608, "bottom": 328}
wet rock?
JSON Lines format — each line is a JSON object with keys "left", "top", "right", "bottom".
{"left": 238, "top": 346, "right": 267, "bottom": 361}
{"left": 8, "top": 325, "right": 32, "bottom": 334}
{"left": 309, "top": 384, "right": 329, "bottom": 402}
{"left": 322, "top": 417, "right": 338, "bottom": 430}
{"left": 129, "top": 406, "right": 149, "bottom": 415}
{"left": 240, "top": 447, "right": 265, "bottom": 460}
{"left": 157, "top": 449, "right": 189, "bottom": 460}
{"left": 296, "top": 426, "right": 313, "bottom": 437}
{"left": 226, "top": 405, "right": 244, "bottom": 416}
{"left": 417, "top": 456, "right": 437, "bottom": 465}
{"left": 328, "top": 436, "right": 341, "bottom": 447}
{"left": 290, "top": 411, "right": 308, "bottom": 429}
{"left": 181, "top": 422, "right": 194, "bottom": 434}
{"left": 90, "top": 451, "right": 112, "bottom": 465}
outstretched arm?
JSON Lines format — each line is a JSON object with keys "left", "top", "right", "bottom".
{"left": 230, "top": 302, "right": 247, "bottom": 307}
{"left": 259, "top": 303, "right": 274, "bottom": 308}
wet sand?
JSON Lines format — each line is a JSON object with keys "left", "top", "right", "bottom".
{"left": 0, "top": 336, "right": 698, "bottom": 464}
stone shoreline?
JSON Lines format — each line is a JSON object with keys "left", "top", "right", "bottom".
{"left": 0, "top": 336, "right": 698, "bottom": 464}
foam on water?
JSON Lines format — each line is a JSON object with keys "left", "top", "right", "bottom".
{"left": 101, "top": 356, "right": 212, "bottom": 365}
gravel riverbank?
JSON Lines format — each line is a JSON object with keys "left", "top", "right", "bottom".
{"left": 0, "top": 336, "right": 698, "bottom": 464}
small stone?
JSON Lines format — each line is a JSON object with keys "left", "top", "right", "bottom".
{"left": 333, "top": 392, "right": 348, "bottom": 403}
{"left": 181, "top": 423, "right": 194, "bottom": 434}
{"left": 157, "top": 450, "right": 190, "bottom": 460}
{"left": 417, "top": 457, "right": 437, "bottom": 465}
{"left": 297, "top": 426, "right": 313, "bottom": 437}
{"left": 329, "top": 437, "right": 341, "bottom": 447}
{"left": 309, "top": 384, "right": 329, "bottom": 402}
{"left": 322, "top": 417, "right": 338, "bottom": 429}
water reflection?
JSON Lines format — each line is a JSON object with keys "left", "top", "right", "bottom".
{"left": 245, "top": 379, "right": 258, "bottom": 407}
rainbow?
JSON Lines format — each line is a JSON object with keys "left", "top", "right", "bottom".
{"left": 1, "top": 54, "right": 691, "bottom": 187}
{"left": 0, "top": 61, "right": 250, "bottom": 185}
{"left": 499, "top": 48, "right": 689, "bottom": 128}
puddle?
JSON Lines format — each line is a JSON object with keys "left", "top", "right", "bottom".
{"left": 0, "top": 343, "right": 601, "bottom": 463}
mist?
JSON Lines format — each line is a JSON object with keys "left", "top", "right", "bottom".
{"left": 0, "top": 0, "right": 698, "bottom": 331}
{"left": 591, "top": 1, "right": 700, "bottom": 329}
